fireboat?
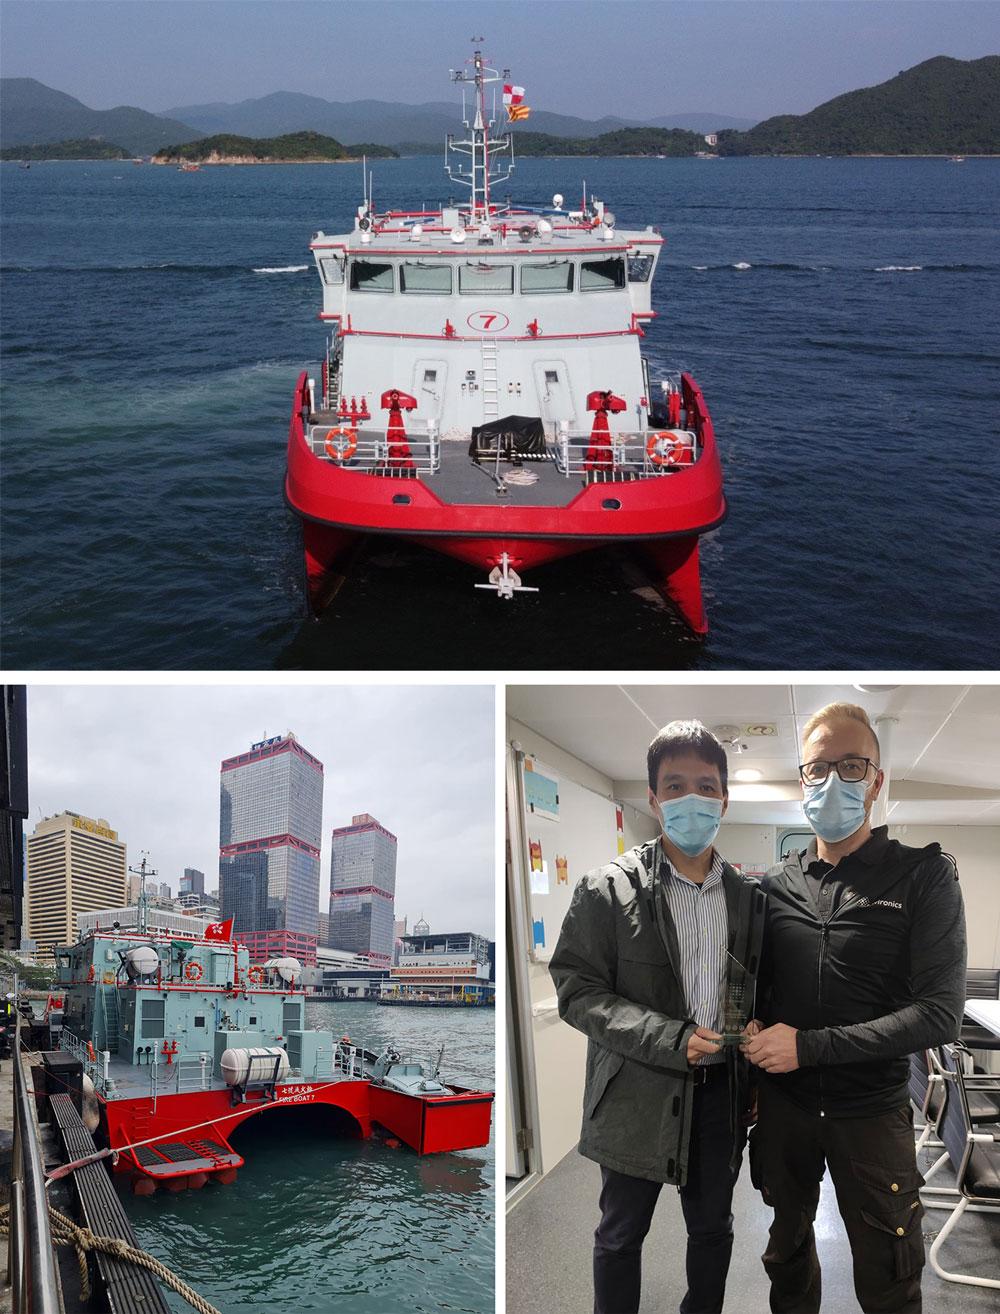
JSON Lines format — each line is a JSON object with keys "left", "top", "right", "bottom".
{"left": 39, "top": 872, "right": 493, "bottom": 1194}
{"left": 285, "top": 45, "right": 725, "bottom": 635}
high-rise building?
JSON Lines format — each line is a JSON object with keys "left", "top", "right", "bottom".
{"left": 219, "top": 732, "right": 323, "bottom": 964}
{"left": 158, "top": 882, "right": 171, "bottom": 900}
{"left": 318, "top": 910, "right": 330, "bottom": 946}
{"left": 180, "top": 867, "right": 205, "bottom": 896}
{"left": 26, "top": 812, "right": 127, "bottom": 959}
{"left": 328, "top": 813, "right": 397, "bottom": 967}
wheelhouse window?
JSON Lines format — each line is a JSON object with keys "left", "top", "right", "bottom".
{"left": 400, "top": 261, "right": 453, "bottom": 294}
{"left": 627, "top": 254, "right": 655, "bottom": 283}
{"left": 459, "top": 262, "right": 514, "bottom": 295}
{"left": 319, "top": 256, "right": 344, "bottom": 285}
{"left": 521, "top": 260, "right": 573, "bottom": 293}
{"left": 349, "top": 260, "right": 394, "bottom": 292}
{"left": 580, "top": 257, "right": 626, "bottom": 291}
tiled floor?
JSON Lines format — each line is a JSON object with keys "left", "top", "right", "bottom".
{"left": 507, "top": 1138, "right": 1000, "bottom": 1312}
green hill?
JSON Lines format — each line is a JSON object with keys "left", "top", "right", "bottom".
{"left": 153, "top": 130, "right": 397, "bottom": 163}
{"left": 0, "top": 77, "right": 201, "bottom": 155}
{"left": 508, "top": 126, "right": 706, "bottom": 157}
{"left": 1, "top": 138, "right": 131, "bottom": 161}
{"left": 719, "top": 55, "right": 1000, "bottom": 155}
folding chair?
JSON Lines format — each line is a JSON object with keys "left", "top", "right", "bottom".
{"left": 921, "top": 1042, "right": 1000, "bottom": 1289}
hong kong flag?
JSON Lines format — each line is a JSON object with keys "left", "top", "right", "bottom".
{"left": 205, "top": 917, "right": 234, "bottom": 942}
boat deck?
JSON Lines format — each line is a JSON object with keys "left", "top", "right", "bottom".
{"left": 101, "top": 1053, "right": 355, "bottom": 1102}
{"left": 305, "top": 412, "right": 689, "bottom": 508}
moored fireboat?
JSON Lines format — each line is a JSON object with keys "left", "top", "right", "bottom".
{"left": 285, "top": 45, "right": 725, "bottom": 635}
{"left": 42, "top": 907, "right": 493, "bottom": 1194}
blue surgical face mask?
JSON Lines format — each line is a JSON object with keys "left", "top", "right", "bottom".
{"left": 802, "top": 775, "right": 869, "bottom": 842}
{"left": 659, "top": 793, "right": 723, "bottom": 857}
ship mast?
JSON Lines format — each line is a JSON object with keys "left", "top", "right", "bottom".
{"left": 447, "top": 40, "right": 514, "bottom": 224}
{"left": 128, "top": 852, "right": 157, "bottom": 936}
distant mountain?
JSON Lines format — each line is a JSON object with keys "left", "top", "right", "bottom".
{"left": 719, "top": 55, "right": 1000, "bottom": 155}
{"left": 0, "top": 78, "right": 201, "bottom": 155}
{"left": 0, "top": 138, "right": 130, "bottom": 161}
{"left": 159, "top": 90, "right": 755, "bottom": 145}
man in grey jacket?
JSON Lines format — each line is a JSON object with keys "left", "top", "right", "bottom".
{"left": 550, "top": 721, "right": 766, "bottom": 1314}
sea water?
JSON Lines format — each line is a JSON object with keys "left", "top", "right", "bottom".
{"left": 2, "top": 156, "right": 998, "bottom": 669}
{"left": 123, "top": 1001, "right": 494, "bottom": 1313}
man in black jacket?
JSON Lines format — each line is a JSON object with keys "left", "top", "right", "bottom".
{"left": 744, "top": 702, "right": 966, "bottom": 1314}
{"left": 550, "top": 721, "right": 766, "bottom": 1314}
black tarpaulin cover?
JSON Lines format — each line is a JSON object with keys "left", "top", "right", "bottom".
{"left": 469, "top": 414, "right": 547, "bottom": 460}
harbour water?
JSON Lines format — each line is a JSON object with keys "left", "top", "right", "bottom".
{"left": 123, "top": 1000, "right": 494, "bottom": 1313}
{"left": 2, "top": 156, "right": 998, "bottom": 669}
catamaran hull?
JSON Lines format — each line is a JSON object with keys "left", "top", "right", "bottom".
{"left": 100, "top": 1077, "right": 493, "bottom": 1190}
{"left": 286, "top": 373, "right": 725, "bottom": 635}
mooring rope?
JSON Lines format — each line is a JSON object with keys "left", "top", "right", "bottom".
{"left": 0, "top": 1202, "right": 222, "bottom": 1314}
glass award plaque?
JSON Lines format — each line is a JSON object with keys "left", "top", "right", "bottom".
{"left": 718, "top": 949, "right": 756, "bottom": 1045}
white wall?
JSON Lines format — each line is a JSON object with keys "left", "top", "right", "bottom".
{"left": 888, "top": 825, "right": 1000, "bottom": 968}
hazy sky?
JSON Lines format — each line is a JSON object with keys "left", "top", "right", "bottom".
{"left": 24, "top": 684, "right": 495, "bottom": 937}
{"left": 3, "top": 0, "right": 998, "bottom": 121}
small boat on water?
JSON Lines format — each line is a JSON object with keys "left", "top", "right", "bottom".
{"left": 284, "top": 44, "right": 726, "bottom": 635}
{"left": 178, "top": 161, "right": 201, "bottom": 172}
{"left": 33, "top": 894, "right": 493, "bottom": 1193}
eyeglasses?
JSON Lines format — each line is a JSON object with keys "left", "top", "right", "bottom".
{"left": 799, "top": 757, "right": 877, "bottom": 785}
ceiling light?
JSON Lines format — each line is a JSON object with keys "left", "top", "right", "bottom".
{"left": 853, "top": 685, "right": 900, "bottom": 694}
{"left": 733, "top": 768, "right": 763, "bottom": 782}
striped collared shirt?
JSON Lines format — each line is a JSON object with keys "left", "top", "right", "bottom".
{"left": 658, "top": 845, "right": 728, "bottom": 1064}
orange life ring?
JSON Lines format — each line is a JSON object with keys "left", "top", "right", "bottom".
{"left": 184, "top": 960, "right": 203, "bottom": 983}
{"left": 248, "top": 965, "right": 265, "bottom": 985}
{"left": 646, "top": 431, "right": 694, "bottom": 468}
{"left": 324, "top": 426, "right": 358, "bottom": 462}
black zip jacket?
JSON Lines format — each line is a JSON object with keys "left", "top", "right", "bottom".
{"left": 759, "top": 826, "right": 966, "bottom": 1117}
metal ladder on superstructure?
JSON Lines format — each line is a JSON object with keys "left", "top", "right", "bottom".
{"left": 96, "top": 983, "right": 121, "bottom": 1054}
{"left": 480, "top": 338, "right": 500, "bottom": 422}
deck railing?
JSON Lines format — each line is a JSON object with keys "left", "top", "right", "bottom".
{"left": 306, "top": 424, "right": 441, "bottom": 476}
{"left": 8, "top": 1017, "right": 62, "bottom": 1313}
{"left": 553, "top": 428, "right": 700, "bottom": 478}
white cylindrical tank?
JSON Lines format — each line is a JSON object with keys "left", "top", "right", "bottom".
{"left": 219, "top": 1046, "right": 290, "bottom": 1088}
{"left": 264, "top": 957, "right": 302, "bottom": 985}
{"left": 124, "top": 946, "right": 159, "bottom": 978}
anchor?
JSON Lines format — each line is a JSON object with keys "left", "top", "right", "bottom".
{"left": 473, "top": 552, "right": 540, "bottom": 600}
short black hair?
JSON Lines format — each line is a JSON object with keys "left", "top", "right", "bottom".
{"left": 647, "top": 720, "right": 728, "bottom": 794}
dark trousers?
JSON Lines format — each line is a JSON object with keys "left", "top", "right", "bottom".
{"left": 749, "top": 1079, "right": 925, "bottom": 1314}
{"left": 594, "top": 1069, "right": 744, "bottom": 1314}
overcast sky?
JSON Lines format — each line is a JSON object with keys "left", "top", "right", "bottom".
{"left": 24, "top": 684, "right": 495, "bottom": 938}
{"left": 3, "top": 0, "right": 998, "bottom": 122}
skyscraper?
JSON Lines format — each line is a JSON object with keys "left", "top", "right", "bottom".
{"left": 328, "top": 813, "right": 397, "bottom": 967}
{"left": 218, "top": 732, "right": 323, "bottom": 963}
{"left": 180, "top": 867, "right": 205, "bottom": 896}
{"left": 26, "top": 812, "right": 127, "bottom": 958}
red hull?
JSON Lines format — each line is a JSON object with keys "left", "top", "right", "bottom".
{"left": 100, "top": 1076, "right": 493, "bottom": 1188}
{"left": 286, "top": 374, "right": 724, "bottom": 635}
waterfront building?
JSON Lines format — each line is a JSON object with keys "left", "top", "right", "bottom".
{"left": 158, "top": 882, "right": 171, "bottom": 899}
{"left": 384, "top": 931, "right": 494, "bottom": 1004}
{"left": 219, "top": 732, "right": 323, "bottom": 964}
{"left": 77, "top": 905, "right": 213, "bottom": 939}
{"left": 318, "top": 910, "right": 330, "bottom": 946}
{"left": 179, "top": 867, "right": 205, "bottom": 896}
{"left": 126, "top": 873, "right": 142, "bottom": 904}
{"left": 328, "top": 813, "right": 397, "bottom": 968}
{"left": 26, "top": 812, "right": 126, "bottom": 959}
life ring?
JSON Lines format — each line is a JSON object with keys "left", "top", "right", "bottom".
{"left": 647, "top": 431, "right": 693, "bottom": 467}
{"left": 324, "top": 426, "right": 357, "bottom": 462}
{"left": 248, "top": 965, "right": 265, "bottom": 986}
{"left": 184, "top": 960, "right": 203, "bottom": 983}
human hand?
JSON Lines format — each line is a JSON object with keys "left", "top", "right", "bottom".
{"left": 743, "top": 1022, "right": 800, "bottom": 1073}
{"left": 687, "top": 1026, "right": 723, "bottom": 1065}
{"left": 740, "top": 1018, "right": 763, "bottom": 1047}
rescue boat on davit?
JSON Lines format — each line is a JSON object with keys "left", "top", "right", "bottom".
{"left": 285, "top": 45, "right": 725, "bottom": 635}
